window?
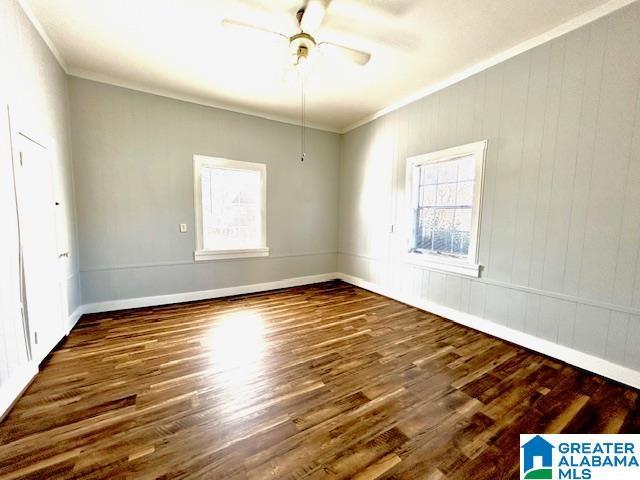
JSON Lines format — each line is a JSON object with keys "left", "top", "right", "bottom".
{"left": 194, "top": 155, "right": 268, "bottom": 261}
{"left": 405, "top": 140, "right": 487, "bottom": 277}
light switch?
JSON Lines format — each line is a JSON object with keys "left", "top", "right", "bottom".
{"left": 179, "top": 223, "right": 188, "bottom": 233}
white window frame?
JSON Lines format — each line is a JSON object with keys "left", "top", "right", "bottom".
{"left": 193, "top": 155, "right": 268, "bottom": 261}
{"left": 404, "top": 140, "right": 487, "bottom": 277}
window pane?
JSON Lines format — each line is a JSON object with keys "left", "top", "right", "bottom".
{"left": 436, "top": 183, "right": 457, "bottom": 206}
{"left": 434, "top": 207, "right": 454, "bottom": 226}
{"left": 423, "top": 165, "right": 438, "bottom": 185}
{"left": 201, "top": 166, "right": 262, "bottom": 250}
{"left": 411, "top": 153, "right": 477, "bottom": 258}
{"left": 458, "top": 155, "right": 475, "bottom": 181}
{"left": 451, "top": 229, "right": 470, "bottom": 255}
{"left": 437, "top": 161, "right": 458, "bottom": 183}
{"left": 456, "top": 181, "right": 474, "bottom": 206}
{"left": 414, "top": 207, "right": 471, "bottom": 257}
{"left": 422, "top": 185, "right": 436, "bottom": 205}
{"left": 454, "top": 208, "right": 472, "bottom": 232}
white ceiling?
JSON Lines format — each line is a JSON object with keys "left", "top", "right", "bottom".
{"left": 24, "top": 0, "right": 630, "bottom": 132}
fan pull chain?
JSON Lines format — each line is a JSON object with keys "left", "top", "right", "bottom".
{"left": 300, "top": 77, "right": 306, "bottom": 162}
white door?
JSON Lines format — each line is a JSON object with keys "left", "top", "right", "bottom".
{"left": 12, "top": 133, "right": 65, "bottom": 364}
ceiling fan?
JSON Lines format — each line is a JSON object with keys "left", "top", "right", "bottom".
{"left": 221, "top": 0, "right": 372, "bottom": 70}
{"left": 222, "top": 1, "right": 371, "bottom": 162}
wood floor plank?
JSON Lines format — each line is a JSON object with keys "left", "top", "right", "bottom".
{"left": 0, "top": 280, "right": 638, "bottom": 479}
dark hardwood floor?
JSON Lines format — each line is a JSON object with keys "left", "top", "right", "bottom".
{"left": 0, "top": 281, "right": 638, "bottom": 479}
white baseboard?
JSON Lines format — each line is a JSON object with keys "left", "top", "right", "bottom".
{"left": 63, "top": 270, "right": 640, "bottom": 389}
{"left": 0, "top": 273, "right": 337, "bottom": 420}
{"left": 67, "top": 305, "right": 84, "bottom": 333}
{"left": 81, "top": 272, "right": 340, "bottom": 314}
{"left": 338, "top": 272, "right": 640, "bottom": 390}
{"left": 0, "top": 363, "right": 38, "bottom": 422}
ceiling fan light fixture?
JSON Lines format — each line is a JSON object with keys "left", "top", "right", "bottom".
{"left": 289, "top": 33, "right": 316, "bottom": 54}
{"left": 289, "top": 32, "right": 316, "bottom": 77}
{"left": 295, "top": 51, "right": 312, "bottom": 79}
{"left": 221, "top": 1, "right": 372, "bottom": 162}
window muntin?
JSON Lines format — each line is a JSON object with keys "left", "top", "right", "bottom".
{"left": 201, "top": 166, "right": 262, "bottom": 251}
{"left": 405, "top": 141, "right": 486, "bottom": 277}
{"left": 194, "top": 156, "right": 267, "bottom": 260}
{"left": 411, "top": 154, "right": 475, "bottom": 258}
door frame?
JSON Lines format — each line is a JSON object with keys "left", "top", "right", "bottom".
{"left": 8, "top": 105, "right": 67, "bottom": 364}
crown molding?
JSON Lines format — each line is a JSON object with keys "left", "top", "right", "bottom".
{"left": 18, "top": 1, "right": 339, "bottom": 134}
{"left": 339, "top": 0, "right": 639, "bottom": 134}
{"left": 19, "top": 0, "right": 638, "bottom": 136}
{"left": 17, "top": 0, "right": 69, "bottom": 72}
{"left": 67, "top": 68, "right": 341, "bottom": 134}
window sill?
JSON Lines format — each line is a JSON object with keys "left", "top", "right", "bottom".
{"left": 194, "top": 247, "right": 270, "bottom": 261}
{"left": 405, "top": 253, "right": 481, "bottom": 277}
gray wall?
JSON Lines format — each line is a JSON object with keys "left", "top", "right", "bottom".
{"left": 338, "top": 3, "right": 640, "bottom": 370}
{"left": 0, "top": 1, "right": 80, "bottom": 386}
{"left": 69, "top": 77, "right": 340, "bottom": 304}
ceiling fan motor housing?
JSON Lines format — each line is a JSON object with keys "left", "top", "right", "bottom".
{"left": 290, "top": 32, "right": 316, "bottom": 62}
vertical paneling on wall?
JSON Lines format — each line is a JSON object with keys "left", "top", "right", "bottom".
{"left": 338, "top": 4, "right": 640, "bottom": 370}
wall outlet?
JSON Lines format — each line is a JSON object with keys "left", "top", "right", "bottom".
{"left": 179, "top": 223, "right": 188, "bottom": 233}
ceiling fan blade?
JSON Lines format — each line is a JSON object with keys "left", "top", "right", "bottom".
{"left": 318, "top": 42, "right": 371, "bottom": 66}
{"left": 300, "top": 0, "right": 327, "bottom": 34}
{"left": 221, "top": 18, "right": 288, "bottom": 40}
